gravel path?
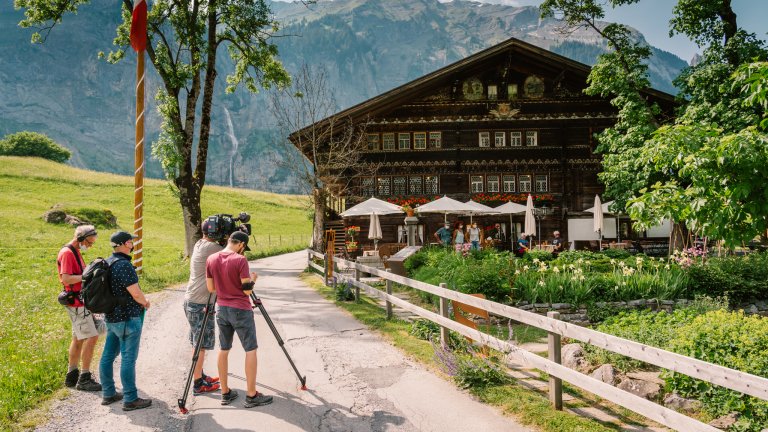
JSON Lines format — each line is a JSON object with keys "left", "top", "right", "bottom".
{"left": 35, "top": 251, "right": 529, "bottom": 432}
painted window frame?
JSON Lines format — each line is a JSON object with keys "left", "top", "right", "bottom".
{"left": 510, "top": 131, "right": 522, "bottom": 146}
{"left": 413, "top": 132, "right": 427, "bottom": 150}
{"left": 377, "top": 177, "right": 391, "bottom": 196}
{"left": 393, "top": 176, "right": 407, "bottom": 195}
{"left": 409, "top": 176, "right": 423, "bottom": 195}
{"left": 519, "top": 174, "right": 532, "bottom": 192}
{"left": 470, "top": 175, "right": 484, "bottom": 193}
{"left": 535, "top": 174, "right": 548, "bottom": 192}
{"left": 526, "top": 130, "right": 538, "bottom": 146}
{"left": 487, "top": 174, "right": 500, "bottom": 193}
{"left": 478, "top": 132, "right": 491, "bottom": 148}
{"left": 502, "top": 174, "right": 516, "bottom": 192}
{"left": 398, "top": 133, "right": 411, "bottom": 150}
{"left": 494, "top": 131, "right": 506, "bottom": 147}
{"left": 487, "top": 85, "right": 498, "bottom": 100}
{"left": 367, "top": 133, "right": 380, "bottom": 151}
{"left": 425, "top": 175, "right": 439, "bottom": 194}
{"left": 382, "top": 133, "right": 396, "bottom": 151}
{"left": 428, "top": 131, "right": 442, "bottom": 148}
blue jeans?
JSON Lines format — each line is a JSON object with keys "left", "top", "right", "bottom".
{"left": 471, "top": 240, "right": 480, "bottom": 250}
{"left": 100, "top": 316, "right": 143, "bottom": 403}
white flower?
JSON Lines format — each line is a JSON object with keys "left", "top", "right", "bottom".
{"left": 538, "top": 280, "right": 545, "bottom": 287}
{"left": 610, "top": 259, "right": 616, "bottom": 264}
{"left": 515, "top": 269, "right": 521, "bottom": 275}
{"left": 665, "top": 264, "right": 670, "bottom": 270}
{"left": 533, "top": 258, "right": 540, "bottom": 264}
{"left": 552, "top": 266, "right": 560, "bottom": 274}
{"left": 579, "top": 275, "right": 586, "bottom": 281}
{"left": 568, "top": 264, "right": 575, "bottom": 270}
{"left": 523, "top": 265, "right": 529, "bottom": 271}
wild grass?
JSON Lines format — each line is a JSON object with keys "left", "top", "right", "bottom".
{"left": 0, "top": 156, "right": 311, "bottom": 429}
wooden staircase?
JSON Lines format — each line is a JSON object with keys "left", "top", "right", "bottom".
{"left": 324, "top": 220, "right": 346, "bottom": 253}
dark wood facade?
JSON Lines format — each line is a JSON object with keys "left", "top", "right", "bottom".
{"left": 292, "top": 37, "right": 675, "bottom": 249}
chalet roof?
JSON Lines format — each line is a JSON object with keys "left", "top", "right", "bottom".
{"left": 290, "top": 36, "right": 676, "bottom": 141}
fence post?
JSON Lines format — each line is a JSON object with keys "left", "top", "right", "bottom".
{"left": 354, "top": 264, "right": 361, "bottom": 302}
{"left": 547, "top": 311, "right": 563, "bottom": 410}
{"left": 439, "top": 283, "right": 449, "bottom": 349}
{"left": 385, "top": 269, "right": 393, "bottom": 319}
{"left": 323, "top": 252, "right": 329, "bottom": 286}
{"left": 307, "top": 249, "right": 311, "bottom": 269}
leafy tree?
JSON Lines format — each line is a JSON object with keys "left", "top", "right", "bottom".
{"left": 15, "top": 0, "right": 292, "bottom": 255}
{"left": 541, "top": 0, "right": 768, "bottom": 247}
{"left": 0, "top": 131, "right": 71, "bottom": 163}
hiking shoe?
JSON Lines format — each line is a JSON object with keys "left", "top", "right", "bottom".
{"left": 76, "top": 372, "right": 102, "bottom": 391}
{"left": 202, "top": 373, "right": 219, "bottom": 385}
{"left": 101, "top": 392, "right": 124, "bottom": 406}
{"left": 65, "top": 369, "right": 79, "bottom": 388}
{"left": 122, "top": 398, "right": 152, "bottom": 411}
{"left": 220, "top": 389, "right": 239, "bottom": 406}
{"left": 244, "top": 392, "right": 273, "bottom": 408}
{"left": 193, "top": 381, "right": 220, "bottom": 395}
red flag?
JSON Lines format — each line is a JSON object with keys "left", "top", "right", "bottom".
{"left": 130, "top": 0, "right": 147, "bottom": 52}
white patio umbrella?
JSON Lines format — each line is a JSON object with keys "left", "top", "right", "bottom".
{"left": 587, "top": 199, "right": 620, "bottom": 243}
{"left": 523, "top": 194, "right": 536, "bottom": 247}
{"left": 368, "top": 212, "right": 383, "bottom": 250}
{"left": 495, "top": 201, "right": 527, "bottom": 249}
{"left": 340, "top": 197, "right": 403, "bottom": 217}
{"left": 465, "top": 200, "right": 500, "bottom": 223}
{"left": 415, "top": 195, "right": 475, "bottom": 223}
{"left": 591, "top": 195, "right": 604, "bottom": 251}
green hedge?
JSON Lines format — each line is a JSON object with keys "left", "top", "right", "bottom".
{"left": 0, "top": 131, "right": 71, "bottom": 163}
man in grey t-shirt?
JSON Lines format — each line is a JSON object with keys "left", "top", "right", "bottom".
{"left": 183, "top": 221, "right": 224, "bottom": 395}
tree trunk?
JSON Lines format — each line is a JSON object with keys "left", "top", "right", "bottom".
{"left": 313, "top": 187, "right": 327, "bottom": 251}
{"left": 178, "top": 178, "right": 203, "bottom": 257}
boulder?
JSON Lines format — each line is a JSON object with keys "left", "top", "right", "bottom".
{"left": 42, "top": 209, "right": 67, "bottom": 224}
{"left": 617, "top": 378, "right": 661, "bottom": 400}
{"left": 626, "top": 371, "right": 664, "bottom": 386}
{"left": 590, "top": 364, "right": 617, "bottom": 385}
{"left": 64, "top": 215, "right": 85, "bottom": 226}
{"left": 561, "top": 343, "right": 588, "bottom": 372}
{"left": 663, "top": 393, "right": 702, "bottom": 412}
{"left": 709, "top": 412, "right": 740, "bottom": 429}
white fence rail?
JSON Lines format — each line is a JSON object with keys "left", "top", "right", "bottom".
{"left": 306, "top": 250, "right": 768, "bottom": 431}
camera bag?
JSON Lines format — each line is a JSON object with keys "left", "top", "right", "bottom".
{"left": 57, "top": 244, "right": 84, "bottom": 306}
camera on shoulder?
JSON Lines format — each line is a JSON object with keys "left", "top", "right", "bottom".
{"left": 203, "top": 212, "right": 251, "bottom": 245}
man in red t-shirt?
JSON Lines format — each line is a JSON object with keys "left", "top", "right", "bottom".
{"left": 57, "top": 225, "right": 103, "bottom": 391}
{"left": 206, "top": 231, "right": 273, "bottom": 408}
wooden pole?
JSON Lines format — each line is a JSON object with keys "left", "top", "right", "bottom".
{"left": 439, "top": 283, "right": 449, "bottom": 349}
{"left": 133, "top": 49, "right": 146, "bottom": 274}
{"left": 547, "top": 311, "right": 563, "bottom": 410}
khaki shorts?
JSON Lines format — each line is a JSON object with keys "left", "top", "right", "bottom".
{"left": 66, "top": 307, "right": 103, "bottom": 340}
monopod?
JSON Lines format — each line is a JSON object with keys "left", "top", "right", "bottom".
{"left": 250, "top": 292, "right": 308, "bottom": 391}
{"left": 178, "top": 293, "right": 214, "bottom": 414}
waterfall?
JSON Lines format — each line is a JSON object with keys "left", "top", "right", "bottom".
{"left": 222, "top": 106, "right": 239, "bottom": 188}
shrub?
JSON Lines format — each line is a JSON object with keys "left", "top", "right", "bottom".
{"left": 521, "top": 249, "right": 554, "bottom": 262}
{"left": 335, "top": 280, "right": 355, "bottom": 301}
{"left": 68, "top": 207, "right": 118, "bottom": 228}
{"left": 666, "top": 310, "right": 768, "bottom": 431}
{"left": 687, "top": 253, "right": 768, "bottom": 304}
{"left": 0, "top": 131, "right": 71, "bottom": 162}
{"left": 433, "top": 342, "right": 510, "bottom": 389}
{"left": 601, "top": 248, "right": 631, "bottom": 259}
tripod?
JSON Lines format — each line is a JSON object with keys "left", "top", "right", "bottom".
{"left": 178, "top": 292, "right": 308, "bottom": 414}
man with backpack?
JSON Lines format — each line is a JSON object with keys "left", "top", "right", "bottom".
{"left": 57, "top": 225, "right": 103, "bottom": 391}
{"left": 98, "top": 231, "right": 152, "bottom": 411}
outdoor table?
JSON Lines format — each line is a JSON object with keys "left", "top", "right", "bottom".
{"left": 363, "top": 250, "right": 380, "bottom": 257}
{"left": 536, "top": 244, "right": 556, "bottom": 252}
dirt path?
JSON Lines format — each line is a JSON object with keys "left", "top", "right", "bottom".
{"left": 36, "top": 251, "right": 529, "bottom": 432}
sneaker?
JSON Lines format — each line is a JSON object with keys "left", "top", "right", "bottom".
{"left": 220, "top": 389, "right": 239, "bottom": 406}
{"left": 193, "top": 381, "right": 220, "bottom": 395}
{"left": 244, "top": 392, "right": 273, "bottom": 408}
{"left": 76, "top": 372, "right": 102, "bottom": 392}
{"left": 122, "top": 397, "right": 152, "bottom": 411}
{"left": 101, "top": 392, "right": 124, "bottom": 406}
{"left": 202, "top": 372, "right": 220, "bottom": 385}
{"left": 65, "top": 369, "right": 79, "bottom": 388}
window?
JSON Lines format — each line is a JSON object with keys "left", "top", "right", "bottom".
{"left": 526, "top": 130, "right": 538, "bottom": 146}
{"left": 510, "top": 131, "right": 522, "bottom": 146}
{"left": 409, "top": 176, "right": 423, "bottom": 195}
{"left": 361, "top": 177, "right": 374, "bottom": 196}
{"left": 425, "top": 175, "right": 439, "bottom": 194}
{"left": 398, "top": 133, "right": 410, "bottom": 150}
{"left": 377, "top": 177, "right": 391, "bottom": 196}
{"left": 519, "top": 175, "right": 532, "bottom": 192}
{"left": 366, "top": 134, "right": 379, "bottom": 151}
{"left": 494, "top": 132, "right": 506, "bottom": 147}
{"left": 488, "top": 85, "right": 498, "bottom": 100}
{"left": 471, "top": 175, "right": 484, "bottom": 193}
{"left": 503, "top": 175, "right": 516, "bottom": 192}
{"left": 429, "top": 132, "right": 442, "bottom": 148}
{"left": 507, "top": 84, "right": 518, "bottom": 100}
{"left": 393, "top": 176, "right": 407, "bottom": 195}
{"left": 487, "top": 175, "right": 500, "bottom": 192}
{"left": 382, "top": 133, "right": 395, "bottom": 150}
{"left": 478, "top": 132, "right": 490, "bottom": 148}
{"left": 535, "top": 175, "right": 548, "bottom": 192}
{"left": 414, "top": 132, "right": 427, "bottom": 150}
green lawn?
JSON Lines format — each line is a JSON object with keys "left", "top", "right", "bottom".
{"left": 0, "top": 156, "right": 311, "bottom": 429}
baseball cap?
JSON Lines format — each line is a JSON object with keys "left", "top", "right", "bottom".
{"left": 230, "top": 231, "right": 251, "bottom": 251}
{"left": 110, "top": 231, "right": 138, "bottom": 247}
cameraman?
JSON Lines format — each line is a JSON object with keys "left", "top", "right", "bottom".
{"left": 57, "top": 225, "right": 102, "bottom": 391}
{"left": 183, "top": 220, "right": 223, "bottom": 395}
{"left": 206, "top": 231, "right": 273, "bottom": 408}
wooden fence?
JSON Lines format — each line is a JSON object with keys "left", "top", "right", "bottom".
{"left": 306, "top": 249, "right": 768, "bottom": 432}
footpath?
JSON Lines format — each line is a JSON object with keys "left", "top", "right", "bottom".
{"left": 36, "top": 250, "right": 529, "bottom": 432}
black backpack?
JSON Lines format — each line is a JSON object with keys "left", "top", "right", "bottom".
{"left": 81, "top": 256, "right": 127, "bottom": 313}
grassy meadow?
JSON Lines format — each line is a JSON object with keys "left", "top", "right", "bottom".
{"left": 0, "top": 156, "right": 311, "bottom": 429}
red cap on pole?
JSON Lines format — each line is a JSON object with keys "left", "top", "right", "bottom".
{"left": 130, "top": 0, "right": 147, "bottom": 52}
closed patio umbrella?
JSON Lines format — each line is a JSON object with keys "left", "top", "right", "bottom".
{"left": 368, "top": 212, "right": 383, "bottom": 250}
{"left": 523, "top": 194, "right": 536, "bottom": 247}
{"left": 591, "top": 195, "right": 604, "bottom": 251}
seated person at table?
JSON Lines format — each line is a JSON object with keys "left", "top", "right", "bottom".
{"left": 434, "top": 223, "right": 453, "bottom": 247}
{"left": 488, "top": 223, "right": 507, "bottom": 250}
{"left": 551, "top": 231, "right": 565, "bottom": 256}
{"left": 515, "top": 234, "right": 529, "bottom": 257}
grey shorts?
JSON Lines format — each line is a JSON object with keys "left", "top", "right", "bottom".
{"left": 184, "top": 301, "right": 216, "bottom": 350}
{"left": 66, "top": 306, "right": 104, "bottom": 340}
{"left": 216, "top": 306, "right": 258, "bottom": 352}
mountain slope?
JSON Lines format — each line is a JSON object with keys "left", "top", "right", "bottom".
{"left": 0, "top": 0, "right": 688, "bottom": 192}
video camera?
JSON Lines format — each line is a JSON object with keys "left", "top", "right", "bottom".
{"left": 203, "top": 212, "right": 251, "bottom": 245}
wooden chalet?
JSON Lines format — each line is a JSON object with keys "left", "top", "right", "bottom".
{"left": 290, "top": 37, "right": 676, "bottom": 255}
